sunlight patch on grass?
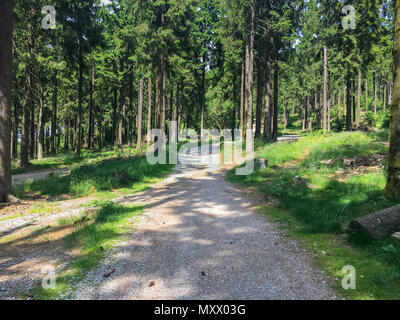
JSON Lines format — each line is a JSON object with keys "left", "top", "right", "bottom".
{"left": 33, "top": 201, "right": 144, "bottom": 300}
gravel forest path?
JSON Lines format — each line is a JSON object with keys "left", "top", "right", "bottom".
{"left": 73, "top": 145, "right": 338, "bottom": 300}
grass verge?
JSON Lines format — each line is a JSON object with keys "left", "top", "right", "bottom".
{"left": 32, "top": 201, "right": 144, "bottom": 300}
{"left": 12, "top": 153, "right": 174, "bottom": 200}
{"left": 228, "top": 130, "right": 400, "bottom": 300}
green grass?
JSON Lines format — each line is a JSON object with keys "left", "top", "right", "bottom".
{"left": 11, "top": 145, "right": 143, "bottom": 175}
{"left": 12, "top": 153, "right": 174, "bottom": 200}
{"left": 228, "top": 130, "right": 400, "bottom": 300}
{"left": 16, "top": 146, "right": 175, "bottom": 299}
{"left": 0, "top": 214, "right": 22, "bottom": 222}
{"left": 33, "top": 201, "right": 144, "bottom": 300}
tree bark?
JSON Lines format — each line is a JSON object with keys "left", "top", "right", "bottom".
{"left": 29, "top": 103, "right": 35, "bottom": 159}
{"left": 37, "top": 84, "right": 45, "bottom": 160}
{"left": 155, "top": 64, "right": 161, "bottom": 130}
{"left": 245, "top": 1, "right": 255, "bottom": 138}
{"left": 346, "top": 72, "right": 352, "bottom": 131}
{"left": 272, "top": 58, "right": 279, "bottom": 142}
{"left": 127, "top": 71, "right": 134, "bottom": 145}
{"left": 161, "top": 59, "right": 167, "bottom": 134}
{"left": 255, "top": 57, "right": 263, "bottom": 137}
{"left": 137, "top": 78, "right": 144, "bottom": 150}
{"left": 19, "top": 39, "right": 33, "bottom": 168}
{"left": 308, "top": 95, "right": 312, "bottom": 132}
{"left": 374, "top": 73, "right": 377, "bottom": 114}
{"left": 75, "top": 47, "right": 83, "bottom": 157}
{"left": 240, "top": 61, "right": 245, "bottom": 135}
{"left": 263, "top": 59, "right": 272, "bottom": 139}
{"left": 12, "top": 101, "right": 18, "bottom": 159}
{"left": 88, "top": 62, "right": 95, "bottom": 150}
{"left": 51, "top": 70, "right": 58, "bottom": 155}
{"left": 349, "top": 205, "right": 400, "bottom": 240}
{"left": 384, "top": 82, "right": 387, "bottom": 111}
{"left": 201, "top": 54, "right": 206, "bottom": 132}
{"left": 112, "top": 86, "right": 117, "bottom": 145}
{"left": 338, "top": 87, "right": 341, "bottom": 119}
{"left": 302, "top": 98, "right": 306, "bottom": 131}
{"left": 327, "top": 93, "right": 331, "bottom": 132}
{"left": 323, "top": 46, "right": 328, "bottom": 131}
{"left": 357, "top": 69, "right": 362, "bottom": 128}
{"left": 147, "top": 77, "right": 152, "bottom": 143}
{"left": 0, "top": 0, "right": 14, "bottom": 202}
{"left": 385, "top": 0, "right": 400, "bottom": 200}
{"left": 97, "top": 93, "right": 103, "bottom": 150}
{"left": 118, "top": 83, "right": 126, "bottom": 147}
{"left": 365, "top": 77, "right": 369, "bottom": 112}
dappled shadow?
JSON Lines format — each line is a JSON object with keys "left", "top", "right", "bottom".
{"left": 0, "top": 203, "right": 145, "bottom": 299}
{"left": 73, "top": 167, "right": 336, "bottom": 300}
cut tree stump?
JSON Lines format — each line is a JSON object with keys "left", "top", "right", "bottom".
{"left": 257, "top": 159, "right": 268, "bottom": 170}
{"left": 348, "top": 205, "right": 400, "bottom": 240}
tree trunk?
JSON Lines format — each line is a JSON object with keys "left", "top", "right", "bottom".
{"left": 37, "top": 84, "right": 45, "bottom": 160}
{"left": 353, "top": 80, "right": 356, "bottom": 123}
{"left": 98, "top": 94, "right": 102, "bottom": 150}
{"left": 137, "top": 78, "right": 144, "bottom": 150}
{"left": 127, "top": 71, "right": 134, "bottom": 145}
{"left": 161, "top": 59, "right": 167, "bottom": 134}
{"left": 349, "top": 205, "right": 400, "bottom": 240}
{"left": 308, "top": 95, "right": 313, "bottom": 132}
{"left": 338, "top": 87, "right": 341, "bottom": 119}
{"left": 51, "top": 70, "right": 58, "bottom": 155}
{"left": 240, "top": 61, "right": 245, "bottom": 135}
{"left": 357, "top": 69, "right": 362, "bottom": 128}
{"left": 315, "top": 92, "right": 320, "bottom": 129}
{"left": 88, "top": 62, "right": 95, "bottom": 149}
{"left": 302, "top": 98, "right": 306, "bottom": 131}
{"left": 64, "top": 119, "right": 69, "bottom": 150}
{"left": 12, "top": 102, "right": 18, "bottom": 159}
{"left": 385, "top": 1, "right": 400, "bottom": 200}
{"left": 272, "top": 58, "right": 279, "bottom": 142}
{"left": 112, "top": 86, "right": 117, "bottom": 145}
{"left": 346, "top": 72, "right": 352, "bottom": 131}
{"left": 22, "top": 28, "right": 35, "bottom": 165}
{"left": 201, "top": 54, "right": 206, "bottom": 132}
{"left": 374, "top": 73, "right": 377, "bottom": 114}
{"left": 283, "top": 104, "right": 288, "bottom": 130}
{"left": 255, "top": 57, "right": 263, "bottom": 137}
{"left": 328, "top": 93, "right": 331, "bottom": 132}
{"left": 29, "top": 103, "right": 35, "bottom": 159}
{"left": 0, "top": 0, "right": 14, "bottom": 202}
{"left": 323, "top": 46, "right": 328, "bottom": 131}
{"left": 75, "top": 47, "right": 83, "bottom": 157}
{"left": 245, "top": 1, "right": 255, "bottom": 137}
{"left": 118, "top": 83, "right": 126, "bottom": 147}
{"left": 263, "top": 59, "right": 272, "bottom": 139}
{"left": 365, "top": 77, "right": 369, "bottom": 112}
{"left": 155, "top": 66, "right": 161, "bottom": 130}
{"left": 384, "top": 82, "right": 387, "bottom": 111}
{"left": 147, "top": 77, "right": 152, "bottom": 143}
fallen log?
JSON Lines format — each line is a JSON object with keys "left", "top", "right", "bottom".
{"left": 348, "top": 205, "right": 400, "bottom": 240}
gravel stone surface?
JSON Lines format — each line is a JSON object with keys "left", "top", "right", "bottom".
{"left": 72, "top": 146, "right": 339, "bottom": 300}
